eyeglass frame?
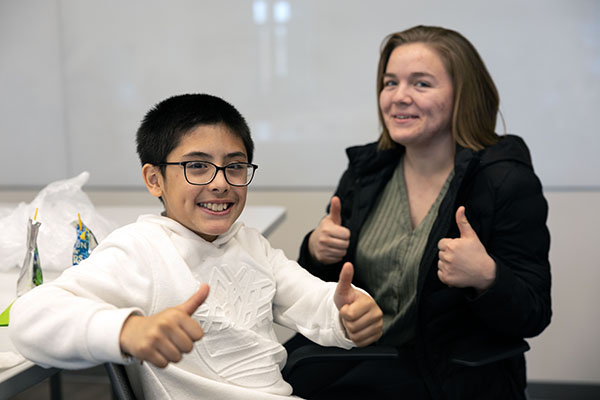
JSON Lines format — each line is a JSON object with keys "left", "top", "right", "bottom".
{"left": 156, "top": 160, "right": 259, "bottom": 187}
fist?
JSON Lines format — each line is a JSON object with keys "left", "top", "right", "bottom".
{"left": 437, "top": 207, "right": 496, "bottom": 291}
{"left": 119, "top": 284, "right": 209, "bottom": 368}
{"left": 334, "top": 262, "right": 383, "bottom": 347}
{"left": 309, "top": 196, "right": 351, "bottom": 264}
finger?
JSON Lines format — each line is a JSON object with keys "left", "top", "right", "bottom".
{"left": 456, "top": 206, "right": 475, "bottom": 239}
{"left": 334, "top": 262, "right": 355, "bottom": 310}
{"left": 321, "top": 236, "right": 350, "bottom": 250}
{"left": 437, "top": 265, "right": 452, "bottom": 287}
{"left": 438, "top": 258, "right": 445, "bottom": 270}
{"left": 325, "top": 225, "right": 351, "bottom": 241}
{"left": 323, "top": 246, "right": 348, "bottom": 258}
{"left": 178, "top": 316, "right": 205, "bottom": 342}
{"left": 156, "top": 339, "right": 185, "bottom": 364}
{"left": 336, "top": 263, "right": 354, "bottom": 295}
{"left": 341, "top": 305, "right": 381, "bottom": 329}
{"left": 177, "top": 284, "right": 210, "bottom": 316}
{"left": 437, "top": 238, "right": 449, "bottom": 252}
{"left": 353, "top": 333, "right": 382, "bottom": 348}
{"left": 329, "top": 196, "right": 343, "bottom": 226}
{"left": 338, "top": 294, "right": 370, "bottom": 323}
{"left": 168, "top": 325, "right": 199, "bottom": 353}
{"left": 347, "top": 324, "right": 383, "bottom": 347}
{"left": 147, "top": 352, "right": 170, "bottom": 369}
{"left": 437, "top": 268, "right": 445, "bottom": 283}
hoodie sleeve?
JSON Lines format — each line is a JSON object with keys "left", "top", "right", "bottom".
{"left": 9, "top": 227, "right": 156, "bottom": 369}
{"left": 252, "top": 232, "right": 354, "bottom": 349}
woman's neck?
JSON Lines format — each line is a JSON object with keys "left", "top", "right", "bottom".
{"left": 403, "top": 135, "right": 455, "bottom": 181}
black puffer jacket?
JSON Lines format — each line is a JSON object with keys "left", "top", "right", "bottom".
{"left": 298, "top": 135, "right": 551, "bottom": 399}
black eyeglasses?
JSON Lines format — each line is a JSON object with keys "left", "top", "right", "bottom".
{"left": 157, "top": 161, "right": 258, "bottom": 187}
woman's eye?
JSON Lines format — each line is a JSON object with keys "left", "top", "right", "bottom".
{"left": 415, "top": 81, "right": 431, "bottom": 88}
{"left": 383, "top": 80, "right": 397, "bottom": 87}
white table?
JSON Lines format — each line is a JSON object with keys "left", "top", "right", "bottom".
{"left": 0, "top": 204, "right": 286, "bottom": 399}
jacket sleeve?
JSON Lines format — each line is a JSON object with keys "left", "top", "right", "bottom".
{"left": 467, "top": 163, "right": 552, "bottom": 338}
{"left": 9, "top": 229, "right": 154, "bottom": 369}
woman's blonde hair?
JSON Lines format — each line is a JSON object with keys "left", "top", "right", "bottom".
{"left": 377, "top": 25, "right": 500, "bottom": 151}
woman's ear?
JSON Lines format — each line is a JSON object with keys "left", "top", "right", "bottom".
{"left": 142, "top": 164, "right": 164, "bottom": 198}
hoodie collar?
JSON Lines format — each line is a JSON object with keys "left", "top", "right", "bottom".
{"left": 138, "top": 214, "right": 242, "bottom": 247}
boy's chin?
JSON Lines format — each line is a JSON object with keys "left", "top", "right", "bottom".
{"left": 196, "top": 223, "right": 234, "bottom": 241}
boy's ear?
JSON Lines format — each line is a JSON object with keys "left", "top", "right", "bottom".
{"left": 142, "top": 164, "right": 164, "bottom": 198}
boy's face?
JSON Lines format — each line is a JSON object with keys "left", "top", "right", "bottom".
{"left": 143, "top": 124, "right": 248, "bottom": 242}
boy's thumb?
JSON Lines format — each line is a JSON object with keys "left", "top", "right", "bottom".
{"left": 334, "top": 262, "right": 355, "bottom": 310}
{"left": 329, "top": 196, "right": 343, "bottom": 226}
{"left": 178, "top": 284, "right": 210, "bottom": 316}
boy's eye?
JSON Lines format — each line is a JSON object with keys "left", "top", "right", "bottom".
{"left": 226, "top": 163, "right": 246, "bottom": 170}
{"left": 187, "top": 161, "right": 210, "bottom": 170}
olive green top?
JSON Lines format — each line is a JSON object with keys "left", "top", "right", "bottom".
{"left": 355, "top": 159, "right": 454, "bottom": 346}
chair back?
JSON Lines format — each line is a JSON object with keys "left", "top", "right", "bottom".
{"left": 104, "top": 362, "right": 137, "bottom": 400}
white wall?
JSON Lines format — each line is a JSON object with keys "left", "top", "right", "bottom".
{"left": 1, "top": 0, "right": 599, "bottom": 188}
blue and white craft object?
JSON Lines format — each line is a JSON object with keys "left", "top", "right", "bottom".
{"left": 72, "top": 213, "right": 98, "bottom": 265}
{"left": 16, "top": 209, "right": 43, "bottom": 297}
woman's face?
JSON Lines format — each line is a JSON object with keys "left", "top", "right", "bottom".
{"left": 379, "top": 43, "right": 454, "bottom": 150}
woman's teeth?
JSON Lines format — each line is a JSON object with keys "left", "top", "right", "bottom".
{"left": 395, "top": 115, "right": 417, "bottom": 119}
{"left": 199, "top": 202, "right": 230, "bottom": 212}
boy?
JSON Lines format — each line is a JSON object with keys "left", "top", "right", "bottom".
{"left": 10, "top": 94, "right": 383, "bottom": 399}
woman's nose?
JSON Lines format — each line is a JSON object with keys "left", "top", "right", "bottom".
{"left": 392, "top": 83, "right": 413, "bottom": 104}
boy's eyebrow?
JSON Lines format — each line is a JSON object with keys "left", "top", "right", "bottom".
{"left": 182, "top": 151, "right": 212, "bottom": 159}
{"left": 223, "top": 151, "right": 248, "bottom": 160}
{"left": 181, "top": 151, "right": 248, "bottom": 161}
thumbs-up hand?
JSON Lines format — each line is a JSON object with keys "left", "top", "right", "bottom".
{"left": 308, "top": 196, "right": 351, "bottom": 265}
{"left": 334, "top": 262, "right": 383, "bottom": 347}
{"left": 437, "top": 207, "right": 496, "bottom": 291}
{"left": 119, "top": 284, "right": 209, "bottom": 368}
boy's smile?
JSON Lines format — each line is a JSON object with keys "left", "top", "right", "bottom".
{"left": 143, "top": 123, "right": 248, "bottom": 242}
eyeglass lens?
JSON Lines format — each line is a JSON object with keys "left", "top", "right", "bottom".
{"left": 184, "top": 162, "right": 254, "bottom": 186}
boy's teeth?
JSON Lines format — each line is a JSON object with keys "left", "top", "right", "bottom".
{"left": 200, "top": 203, "right": 230, "bottom": 212}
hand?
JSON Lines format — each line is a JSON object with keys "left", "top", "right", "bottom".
{"left": 308, "top": 196, "right": 351, "bottom": 264}
{"left": 119, "top": 284, "right": 210, "bottom": 368}
{"left": 437, "top": 207, "right": 496, "bottom": 291}
{"left": 334, "top": 262, "right": 383, "bottom": 347}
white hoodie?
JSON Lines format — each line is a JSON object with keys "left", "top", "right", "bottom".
{"left": 10, "top": 214, "right": 354, "bottom": 399}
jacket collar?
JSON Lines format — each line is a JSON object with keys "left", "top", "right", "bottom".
{"left": 346, "top": 134, "right": 533, "bottom": 177}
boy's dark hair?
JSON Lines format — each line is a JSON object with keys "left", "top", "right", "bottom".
{"left": 136, "top": 94, "right": 254, "bottom": 174}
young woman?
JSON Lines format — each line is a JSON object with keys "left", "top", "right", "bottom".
{"left": 292, "top": 25, "right": 551, "bottom": 400}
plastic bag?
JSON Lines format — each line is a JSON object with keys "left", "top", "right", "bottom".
{"left": 0, "top": 172, "right": 117, "bottom": 272}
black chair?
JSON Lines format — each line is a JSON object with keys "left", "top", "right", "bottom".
{"left": 104, "top": 362, "right": 137, "bottom": 400}
{"left": 282, "top": 345, "right": 399, "bottom": 399}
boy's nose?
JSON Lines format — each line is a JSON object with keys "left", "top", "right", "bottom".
{"left": 209, "top": 169, "right": 229, "bottom": 191}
